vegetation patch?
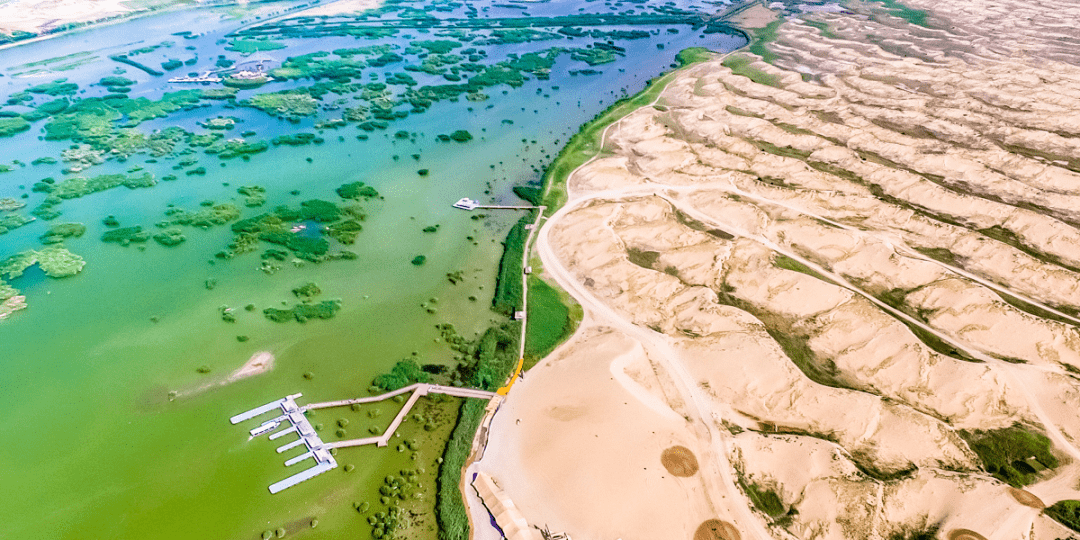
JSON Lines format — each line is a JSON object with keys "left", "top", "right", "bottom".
{"left": 492, "top": 212, "right": 533, "bottom": 315}
{"left": 40, "top": 222, "right": 86, "bottom": 244}
{"left": 102, "top": 226, "right": 150, "bottom": 246}
{"left": 222, "top": 200, "right": 365, "bottom": 262}
{"left": 227, "top": 39, "right": 287, "bottom": 53}
{"left": 1045, "top": 500, "right": 1080, "bottom": 533}
{"left": 292, "top": 282, "right": 322, "bottom": 298}
{"left": 152, "top": 228, "right": 186, "bottom": 246}
{"left": 1, "top": 245, "right": 86, "bottom": 278}
{"left": 524, "top": 275, "right": 576, "bottom": 366}
{"left": 164, "top": 203, "right": 241, "bottom": 229}
{"left": 371, "top": 359, "right": 430, "bottom": 391}
{"left": 0, "top": 117, "right": 31, "bottom": 137}
{"left": 960, "top": 425, "right": 1057, "bottom": 487}
{"left": 337, "top": 181, "right": 380, "bottom": 200}
{"left": 263, "top": 299, "right": 341, "bottom": 323}
{"left": 244, "top": 91, "right": 319, "bottom": 121}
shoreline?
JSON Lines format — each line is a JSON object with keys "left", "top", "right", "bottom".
{"left": 454, "top": 35, "right": 749, "bottom": 538}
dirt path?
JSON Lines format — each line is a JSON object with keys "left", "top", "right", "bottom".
{"left": 536, "top": 197, "right": 779, "bottom": 540}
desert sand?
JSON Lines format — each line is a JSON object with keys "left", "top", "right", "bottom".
{"left": 474, "top": 0, "right": 1080, "bottom": 538}
{"left": 0, "top": 0, "right": 138, "bottom": 35}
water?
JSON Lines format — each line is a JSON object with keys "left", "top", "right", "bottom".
{"left": 0, "top": 1, "right": 745, "bottom": 538}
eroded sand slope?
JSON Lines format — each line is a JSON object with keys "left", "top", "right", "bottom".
{"left": 479, "top": 1, "right": 1080, "bottom": 539}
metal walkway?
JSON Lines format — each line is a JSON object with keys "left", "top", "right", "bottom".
{"left": 308, "top": 383, "right": 499, "bottom": 449}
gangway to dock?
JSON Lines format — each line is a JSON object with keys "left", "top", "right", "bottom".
{"left": 302, "top": 382, "right": 498, "bottom": 410}
{"left": 308, "top": 383, "right": 500, "bottom": 449}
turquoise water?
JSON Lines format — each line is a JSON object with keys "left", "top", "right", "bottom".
{"left": 0, "top": 2, "right": 745, "bottom": 538}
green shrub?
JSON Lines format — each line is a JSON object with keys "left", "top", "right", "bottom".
{"left": 960, "top": 425, "right": 1058, "bottom": 486}
{"left": 292, "top": 282, "right": 322, "bottom": 298}
{"left": 448, "top": 129, "right": 473, "bottom": 142}
{"left": 1045, "top": 500, "right": 1080, "bottom": 533}
{"left": 263, "top": 300, "right": 342, "bottom": 323}
{"left": 101, "top": 226, "right": 150, "bottom": 246}
{"left": 40, "top": 222, "right": 86, "bottom": 244}
{"left": 512, "top": 185, "right": 541, "bottom": 205}
{"left": 0, "top": 117, "right": 30, "bottom": 137}
{"left": 372, "top": 359, "right": 429, "bottom": 391}
{"left": 436, "top": 399, "right": 484, "bottom": 540}
{"left": 524, "top": 276, "right": 573, "bottom": 361}
{"left": 336, "top": 181, "right": 379, "bottom": 200}
{"left": 492, "top": 213, "right": 532, "bottom": 315}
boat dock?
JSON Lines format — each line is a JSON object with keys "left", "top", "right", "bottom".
{"left": 230, "top": 393, "right": 338, "bottom": 494}
{"left": 168, "top": 71, "right": 223, "bottom": 83}
{"left": 453, "top": 197, "right": 540, "bottom": 211}
{"left": 307, "top": 383, "right": 499, "bottom": 449}
{"left": 230, "top": 384, "right": 498, "bottom": 493}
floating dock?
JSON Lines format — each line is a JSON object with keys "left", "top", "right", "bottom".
{"left": 230, "top": 393, "right": 338, "bottom": 494}
{"left": 230, "top": 384, "right": 499, "bottom": 494}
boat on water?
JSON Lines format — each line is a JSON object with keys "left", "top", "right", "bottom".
{"left": 169, "top": 71, "right": 223, "bottom": 83}
{"left": 453, "top": 197, "right": 480, "bottom": 210}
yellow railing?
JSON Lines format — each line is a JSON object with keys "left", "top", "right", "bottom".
{"left": 496, "top": 357, "right": 525, "bottom": 396}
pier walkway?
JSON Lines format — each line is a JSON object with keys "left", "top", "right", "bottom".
{"left": 308, "top": 383, "right": 498, "bottom": 448}
{"left": 230, "top": 383, "right": 499, "bottom": 493}
{"left": 229, "top": 393, "right": 338, "bottom": 494}
{"left": 303, "top": 382, "right": 497, "bottom": 410}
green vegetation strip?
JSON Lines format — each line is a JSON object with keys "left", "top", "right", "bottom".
{"left": 523, "top": 275, "right": 579, "bottom": 368}
{"left": 437, "top": 399, "right": 484, "bottom": 540}
{"left": 721, "top": 53, "right": 780, "bottom": 87}
{"left": 492, "top": 212, "right": 534, "bottom": 316}
{"left": 436, "top": 323, "right": 520, "bottom": 540}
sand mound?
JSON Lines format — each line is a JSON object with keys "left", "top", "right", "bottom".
{"left": 661, "top": 446, "right": 700, "bottom": 477}
{"left": 947, "top": 530, "right": 988, "bottom": 540}
{"left": 693, "top": 519, "right": 740, "bottom": 540}
{"left": 1009, "top": 487, "right": 1046, "bottom": 509}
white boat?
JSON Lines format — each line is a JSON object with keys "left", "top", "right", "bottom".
{"left": 169, "top": 72, "right": 223, "bottom": 83}
{"left": 250, "top": 420, "right": 280, "bottom": 437}
{"left": 453, "top": 197, "right": 479, "bottom": 210}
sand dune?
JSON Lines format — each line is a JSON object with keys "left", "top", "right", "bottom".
{"left": 477, "top": 0, "right": 1080, "bottom": 538}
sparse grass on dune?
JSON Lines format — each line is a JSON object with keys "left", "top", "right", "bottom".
{"left": 1045, "top": 500, "right": 1080, "bottom": 533}
{"left": 540, "top": 47, "right": 716, "bottom": 213}
{"left": 960, "top": 425, "right": 1058, "bottom": 487}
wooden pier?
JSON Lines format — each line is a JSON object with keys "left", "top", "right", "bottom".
{"left": 452, "top": 197, "right": 541, "bottom": 211}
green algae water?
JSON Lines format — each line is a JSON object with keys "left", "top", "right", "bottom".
{"left": 0, "top": 1, "right": 745, "bottom": 538}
